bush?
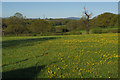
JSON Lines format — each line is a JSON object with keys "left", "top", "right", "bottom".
{"left": 32, "top": 33, "right": 37, "bottom": 36}
{"left": 50, "top": 32, "right": 62, "bottom": 35}
{"left": 92, "top": 29, "right": 118, "bottom": 34}
{"left": 108, "top": 29, "right": 118, "bottom": 33}
{"left": 70, "top": 32, "right": 82, "bottom": 35}
{"left": 55, "top": 33, "right": 63, "bottom": 35}
{"left": 118, "top": 29, "right": 120, "bottom": 33}
{"left": 4, "top": 34, "right": 15, "bottom": 37}
{"left": 92, "top": 30, "right": 108, "bottom": 34}
{"left": 62, "top": 32, "right": 70, "bottom": 35}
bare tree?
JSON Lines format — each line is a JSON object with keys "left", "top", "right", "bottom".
{"left": 82, "top": 7, "right": 92, "bottom": 34}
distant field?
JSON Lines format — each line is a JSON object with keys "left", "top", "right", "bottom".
{"left": 2, "top": 33, "right": 118, "bottom": 79}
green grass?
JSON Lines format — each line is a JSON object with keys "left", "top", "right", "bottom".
{"left": 2, "top": 33, "right": 118, "bottom": 79}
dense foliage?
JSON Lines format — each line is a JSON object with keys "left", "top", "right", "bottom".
{"left": 2, "top": 12, "right": 118, "bottom": 36}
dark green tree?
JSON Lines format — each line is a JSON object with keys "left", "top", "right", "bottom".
{"left": 5, "top": 12, "right": 26, "bottom": 36}
{"left": 14, "top": 12, "right": 23, "bottom": 19}
{"left": 66, "top": 20, "right": 78, "bottom": 31}
{"left": 29, "top": 20, "right": 50, "bottom": 35}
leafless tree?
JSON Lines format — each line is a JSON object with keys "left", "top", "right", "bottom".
{"left": 82, "top": 7, "right": 92, "bottom": 34}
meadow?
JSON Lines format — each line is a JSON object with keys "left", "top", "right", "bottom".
{"left": 2, "top": 33, "right": 118, "bottom": 79}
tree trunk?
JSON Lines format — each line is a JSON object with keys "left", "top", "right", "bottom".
{"left": 86, "top": 24, "right": 89, "bottom": 34}
{"left": 15, "top": 32, "right": 18, "bottom": 36}
{"left": 86, "top": 20, "right": 90, "bottom": 34}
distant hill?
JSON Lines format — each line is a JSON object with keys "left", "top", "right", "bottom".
{"left": 65, "top": 17, "right": 80, "bottom": 20}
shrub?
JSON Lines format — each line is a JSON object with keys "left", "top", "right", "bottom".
{"left": 108, "top": 29, "right": 118, "bottom": 33}
{"left": 50, "top": 32, "right": 62, "bottom": 35}
{"left": 32, "top": 33, "right": 37, "bottom": 36}
{"left": 62, "top": 32, "right": 70, "bottom": 35}
{"left": 92, "top": 29, "right": 118, "bottom": 34}
{"left": 118, "top": 29, "right": 120, "bottom": 33}
{"left": 92, "top": 30, "right": 108, "bottom": 34}
{"left": 70, "top": 32, "right": 82, "bottom": 35}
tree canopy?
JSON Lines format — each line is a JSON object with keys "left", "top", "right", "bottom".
{"left": 2, "top": 12, "right": 118, "bottom": 36}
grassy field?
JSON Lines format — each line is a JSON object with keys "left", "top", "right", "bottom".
{"left": 2, "top": 33, "right": 118, "bottom": 79}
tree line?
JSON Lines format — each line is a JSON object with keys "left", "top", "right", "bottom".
{"left": 2, "top": 12, "right": 118, "bottom": 36}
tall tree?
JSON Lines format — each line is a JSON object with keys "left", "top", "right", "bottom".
{"left": 29, "top": 19, "right": 50, "bottom": 34}
{"left": 66, "top": 20, "right": 78, "bottom": 31}
{"left": 14, "top": 12, "right": 23, "bottom": 19}
{"left": 5, "top": 12, "right": 26, "bottom": 36}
